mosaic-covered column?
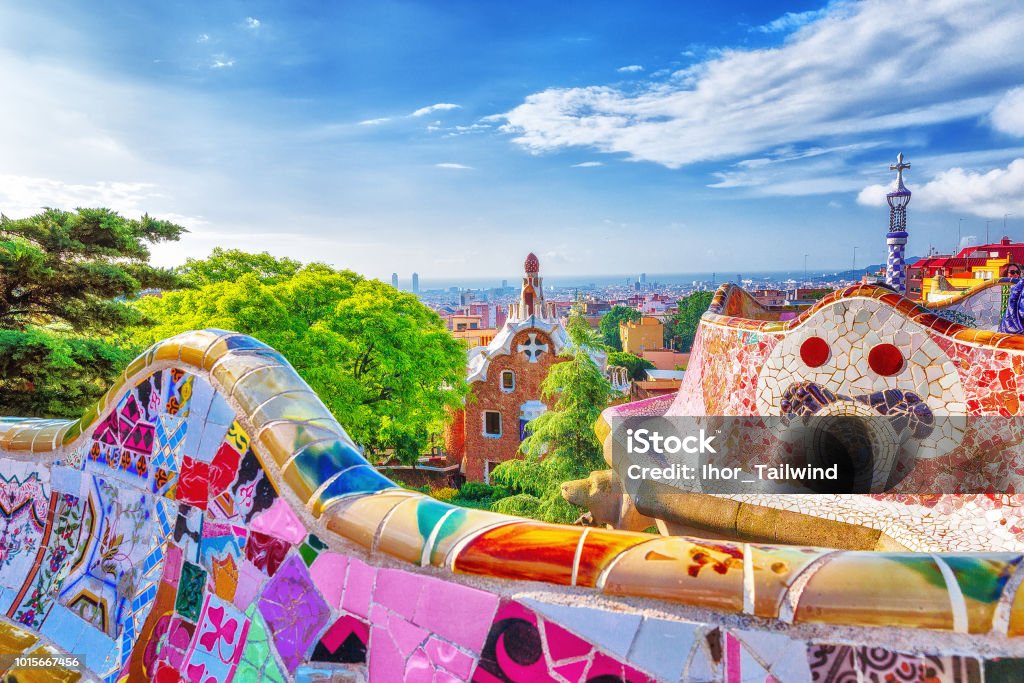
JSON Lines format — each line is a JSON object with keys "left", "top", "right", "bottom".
{"left": 885, "top": 152, "right": 912, "bottom": 293}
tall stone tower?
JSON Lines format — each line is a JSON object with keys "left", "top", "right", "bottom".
{"left": 510, "top": 252, "right": 552, "bottom": 321}
{"left": 885, "top": 152, "right": 912, "bottom": 293}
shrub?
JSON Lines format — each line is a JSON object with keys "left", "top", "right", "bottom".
{"left": 431, "top": 487, "right": 459, "bottom": 502}
{"left": 490, "top": 493, "right": 543, "bottom": 518}
{"left": 459, "top": 481, "right": 495, "bottom": 501}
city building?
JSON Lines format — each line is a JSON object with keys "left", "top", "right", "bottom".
{"left": 641, "top": 349, "right": 689, "bottom": 371}
{"left": 445, "top": 253, "right": 608, "bottom": 481}
{"left": 620, "top": 316, "right": 664, "bottom": 355}
{"left": 450, "top": 327, "right": 497, "bottom": 349}
{"left": 412, "top": 272, "right": 420, "bottom": 294}
{"left": 391, "top": 272, "right": 399, "bottom": 289}
{"left": 907, "top": 236, "right": 1024, "bottom": 301}
{"left": 449, "top": 313, "right": 482, "bottom": 331}
{"left": 752, "top": 288, "right": 787, "bottom": 307}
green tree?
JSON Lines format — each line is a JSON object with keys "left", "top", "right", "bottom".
{"left": 490, "top": 306, "right": 619, "bottom": 523}
{"left": 665, "top": 290, "right": 714, "bottom": 352}
{"left": 178, "top": 247, "right": 301, "bottom": 286}
{"left": 130, "top": 256, "right": 468, "bottom": 463}
{"left": 607, "top": 351, "right": 655, "bottom": 381}
{"left": 0, "top": 208, "right": 186, "bottom": 417}
{"left": 599, "top": 305, "right": 641, "bottom": 351}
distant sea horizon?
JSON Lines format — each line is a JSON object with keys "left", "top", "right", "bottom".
{"left": 408, "top": 265, "right": 888, "bottom": 292}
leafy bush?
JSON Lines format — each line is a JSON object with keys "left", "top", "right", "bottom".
{"left": 431, "top": 487, "right": 459, "bottom": 502}
{"left": 459, "top": 481, "right": 495, "bottom": 501}
{"left": 490, "top": 493, "right": 543, "bottom": 519}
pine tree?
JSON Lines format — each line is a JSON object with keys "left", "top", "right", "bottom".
{"left": 0, "top": 208, "right": 185, "bottom": 417}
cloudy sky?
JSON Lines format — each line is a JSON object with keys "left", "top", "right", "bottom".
{"left": 2, "top": 0, "right": 1024, "bottom": 281}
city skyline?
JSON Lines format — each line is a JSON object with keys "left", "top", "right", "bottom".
{"left": 2, "top": 1, "right": 1023, "bottom": 279}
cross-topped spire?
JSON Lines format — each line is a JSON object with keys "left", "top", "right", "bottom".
{"left": 889, "top": 152, "right": 911, "bottom": 193}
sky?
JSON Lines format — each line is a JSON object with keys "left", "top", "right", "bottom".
{"left": 2, "top": 0, "right": 1024, "bottom": 282}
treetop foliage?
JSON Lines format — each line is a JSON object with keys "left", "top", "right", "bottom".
{"left": 178, "top": 247, "right": 302, "bottom": 287}
{"left": 607, "top": 351, "right": 655, "bottom": 381}
{"left": 131, "top": 255, "right": 469, "bottom": 462}
{"left": 0, "top": 208, "right": 186, "bottom": 333}
{"left": 665, "top": 290, "right": 714, "bottom": 352}
{"left": 599, "top": 305, "right": 641, "bottom": 351}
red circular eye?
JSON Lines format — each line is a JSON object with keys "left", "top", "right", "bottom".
{"left": 868, "top": 343, "right": 904, "bottom": 376}
{"left": 800, "top": 337, "right": 830, "bottom": 367}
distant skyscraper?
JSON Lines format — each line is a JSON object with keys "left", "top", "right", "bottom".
{"left": 502, "top": 279, "right": 508, "bottom": 289}
{"left": 412, "top": 272, "right": 420, "bottom": 294}
{"left": 391, "top": 272, "right": 399, "bottom": 289}
{"left": 885, "top": 152, "right": 912, "bottom": 294}
{"left": 640, "top": 272, "right": 646, "bottom": 285}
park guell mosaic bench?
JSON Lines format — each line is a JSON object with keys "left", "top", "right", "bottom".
{"left": 2, "top": 301, "right": 1024, "bottom": 681}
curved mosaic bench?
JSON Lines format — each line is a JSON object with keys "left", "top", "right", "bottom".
{"left": 2, "top": 329, "right": 1024, "bottom": 682}
{"left": 593, "top": 282, "right": 1024, "bottom": 567}
{"left": 924, "top": 277, "right": 1017, "bottom": 331}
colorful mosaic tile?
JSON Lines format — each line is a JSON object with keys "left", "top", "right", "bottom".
{"left": 1, "top": 323, "right": 1023, "bottom": 682}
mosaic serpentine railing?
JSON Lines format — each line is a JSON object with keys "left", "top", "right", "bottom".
{"left": 1, "top": 329, "right": 1024, "bottom": 682}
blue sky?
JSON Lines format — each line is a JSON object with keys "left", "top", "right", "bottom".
{"left": 2, "top": 0, "right": 1024, "bottom": 280}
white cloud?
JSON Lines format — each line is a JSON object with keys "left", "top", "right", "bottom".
{"left": 358, "top": 117, "right": 391, "bottom": 126}
{"left": 617, "top": 65, "right": 644, "bottom": 73}
{"left": 435, "top": 163, "right": 472, "bottom": 170}
{"left": 245, "top": 17, "right": 261, "bottom": 29}
{"left": 197, "top": 33, "right": 210, "bottom": 43}
{"left": 0, "top": 175, "right": 159, "bottom": 218}
{"left": 754, "top": 6, "right": 831, "bottom": 33}
{"left": 411, "top": 103, "right": 460, "bottom": 117}
{"left": 858, "top": 158, "right": 1024, "bottom": 217}
{"left": 571, "top": 161, "right": 603, "bottom": 167}
{"left": 210, "top": 55, "right": 235, "bottom": 69}
{"left": 992, "top": 87, "right": 1024, "bottom": 136}
{"left": 856, "top": 183, "right": 890, "bottom": 207}
{"left": 499, "top": 0, "right": 1024, "bottom": 169}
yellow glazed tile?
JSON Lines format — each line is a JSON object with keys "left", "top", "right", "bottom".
{"left": 599, "top": 537, "right": 745, "bottom": 614}
{"left": 938, "top": 555, "right": 1022, "bottom": 634}
{"left": 8, "top": 427, "right": 35, "bottom": 452}
{"left": 153, "top": 339, "right": 181, "bottom": 362}
{"left": 794, "top": 552, "right": 954, "bottom": 630}
{"left": 123, "top": 352, "right": 149, "bottom": 381}
{"left": 279, "top": 460, "right": 317, "bottom": 505}
{"left": 375, "top": 497, "right": 434, "bottom": 564}
{"left": 30, "top": 423, "right": 67, "bottom": 453}
{"left": 247, "top": 392, "right": 333, "bottom": 431}
{"left": 202, "top": 332, "right": 274, "bottom": 370}
{"left": 176, "top": 329, "right": 228, "bottom": 368}
{"left": 748, "top": 545, "right": 833, "bottom": 619}
{"left": 1008, "top": 574, "right": 1024, "bottom": 635}
{"left": 0, "top": 620, "right": 39, "bottom": 653}
{"left": 211, "top": 354, "right": 286, "bottom": 396}
{"left": 256, "top": 421, "right": 341, "bottom": 469}
{"left": 325, "top": 490, "right": 420, "bottom": 551}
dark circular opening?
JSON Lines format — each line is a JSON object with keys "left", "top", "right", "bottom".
{"left": 803, "top": 417, "right": 880, "bottom": 493}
